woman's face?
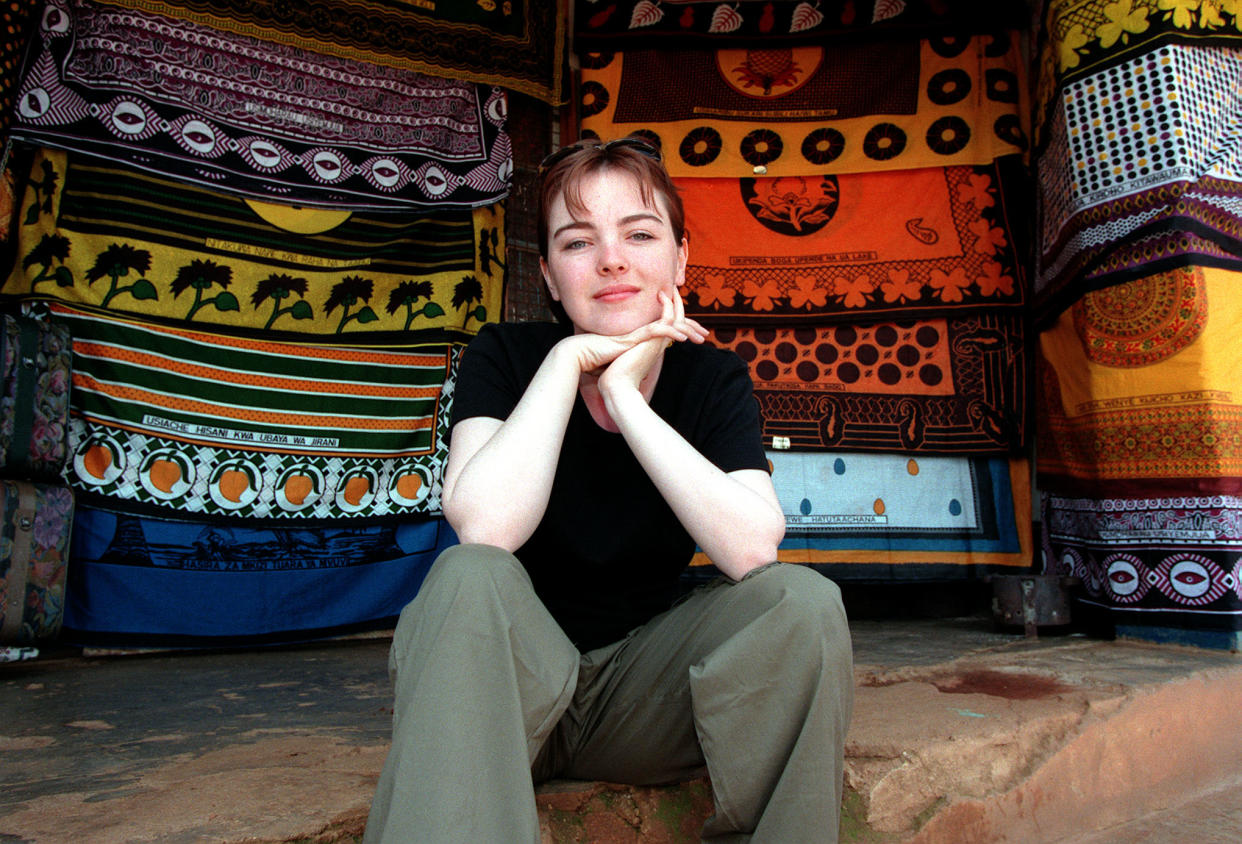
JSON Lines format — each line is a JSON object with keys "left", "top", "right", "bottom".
{"left": 540, "top": 167, "right": 688, "bottom": 337}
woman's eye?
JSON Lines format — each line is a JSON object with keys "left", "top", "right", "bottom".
{"left": 630, "top": 231, "right": 654, "bottom": 241}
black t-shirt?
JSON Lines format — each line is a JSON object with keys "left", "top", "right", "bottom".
{"left": 449, "top": 321, "right": 768, "bottom": 650}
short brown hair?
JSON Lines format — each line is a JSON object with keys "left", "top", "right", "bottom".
{"left": 537, "top": 137, "right": 685, "bottom": 261}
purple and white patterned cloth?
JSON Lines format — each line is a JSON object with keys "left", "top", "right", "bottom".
{"left": 1043, "top": 492, "right": 1242, "bottom": 632}
{"left": 1034, "top": 41, "right": 1242, "bottom": 322}
{"left": 10, "top": 0, "right": 512, "bottom": 210}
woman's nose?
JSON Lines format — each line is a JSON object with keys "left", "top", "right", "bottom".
{"left": 596, "top": 239, "right": 627, "bottom": 274}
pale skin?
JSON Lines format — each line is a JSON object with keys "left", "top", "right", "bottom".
{"left": 441, "top": 167, "right": 785, "bottom": 581}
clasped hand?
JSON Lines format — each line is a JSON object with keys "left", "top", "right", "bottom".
{"left": 565, "top": 290, "right": 709, "bottom": 396}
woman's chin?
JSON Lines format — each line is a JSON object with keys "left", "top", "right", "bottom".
{"left": 570, "top": 306, "right": 662, "bottom": 337}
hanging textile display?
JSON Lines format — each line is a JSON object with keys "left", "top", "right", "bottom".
{"left": 52, "top": 303, "right": 460, "bottom": 522}
{"left": 1034, "top": 40, "right": 1242, "bottom": 322}
{"left": 2, "top": 149, "right": 506, "bottom": 342}
{"left": 574, "top": 0, "right": 1025, "bottom": 48}
{"left": 11, "top": 0, "right": 512, "bottom": 211}
{"left": 1041, "top": 492, "right": 1242, "bottom": 634}
{"left": 679, "top": 157, "right": 1028, "bottom": 325}
{"left": 1033, "top": 0, "right": 1242, "bottom": 152}
{"left": 577, "top": 32, "right": 1029, "bottom": 179}
{"left": 709, "top": 311, "right": 1026, "bottom": 454}
{"left": 88, "top": 0, "right": 566, "bottom": 104}
{"left": 0, "top": 0, "right": 39, "bottom": 145}
{"left": 1035, "top": 264, "right": 1242, "bottom": 496}
{"left": 61, "top": 502, "right": 458, "bottom": 647}
{"left": 693, "top": 451, "right": 1032, "bottom": 575}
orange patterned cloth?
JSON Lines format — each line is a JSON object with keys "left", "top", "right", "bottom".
{"left": 709, "top": 312, "right": 1027, "bottom": 454}
{"left": 578, "top": 33, "right": 1029, "bottom": 179}
{"left": 1036, "top": 265, "right": 1242, "bottom": 496}
{"left": 679, "top": 157, "right": 1028, "bottom": 325}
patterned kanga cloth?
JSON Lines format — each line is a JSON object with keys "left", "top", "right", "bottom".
{"left": 1033, "top": 0, "right": 1242, "bottom": 153}
{"left": 1041, "top": 491, "right": 1242, "bottom": 633}
{"left": 709, "top": 312, "right": 1026, "bottom": 454}
{"left": 62, "top": 502, "right": 458, "bottom": 647}
{"left": 574, "top": 0, "right": 1026, "bottom": 49}
{"left": 0, "top": 478, "right": 74, "bottom": 643}
{"left": 1034, "top": 40, "right": 1242, "bottom": 323}
{"left": 679, "top": 156, "right": 1029, "bottom": 325}
{"left": 692, "top": 452, "right": 1033, "bottom": 576}
{"left": 578, "top": 32, "right": 1029, "bottom": 179}
{"left": 89, "top": 0, "right": 566, "bottom": 104}
{"left": 54, "top": 303, "right": 459, "bottom": 522}
{"left": 0, "top": 0, "right": 40, "bottom": 146}
{"left": 3, "top": 148, "right": 505, "bottom": 343}
{"left": 1036, "top": 264, "right": 1242, "bottom": 497}
{"left": 12, "top": 0, "right": 512, "bottom": 210}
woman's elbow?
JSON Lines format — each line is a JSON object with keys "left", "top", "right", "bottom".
{"left": 716, "top": 522, "right": 784, "bottom": 580}
{"left": 444, "top": 500, "right": 525, "bottom": 552}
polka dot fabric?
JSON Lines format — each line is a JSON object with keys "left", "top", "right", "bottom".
{"left": 1035, "top": 42, "right": 1242, "bottom": 321}
{"left": 708, "top": 312, "right": 1027, "bottom": 454}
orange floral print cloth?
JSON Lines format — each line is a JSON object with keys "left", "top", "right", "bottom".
{"left": 679, "top": 156, "right": 1028, "bottom": 325}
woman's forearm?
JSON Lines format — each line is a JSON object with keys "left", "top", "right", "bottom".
{"left": 441, "top": 343, "right": 582, "bottom": 550}
{"left": 603, "top": 385, "right": 786, "bottom": 580}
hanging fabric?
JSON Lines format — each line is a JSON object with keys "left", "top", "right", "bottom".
{"left": 11, "top": 0, "right": 513, "bottom": 210}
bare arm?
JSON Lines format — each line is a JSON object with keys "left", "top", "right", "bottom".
{"left": 597, "top": 296, "right": 785, "bottom": 580}
{"left": 601, "top": 374, "right": 785, "bottom": 580}
{"left": 441, "top": 317, "right": 704, "bottom": 550}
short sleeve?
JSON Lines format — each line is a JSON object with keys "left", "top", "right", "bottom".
{"left": 449, "top": 322, "right": 564, "bottom": 434}
{"left": 690, "top": 352, "right": 769, "bottom": 475}
{"left": 449, "top": 324, "right": 522, "bottom": 429}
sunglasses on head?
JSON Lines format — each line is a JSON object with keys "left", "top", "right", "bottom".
{"left": 537, "top": 136, "right": 662, "bottom": 176}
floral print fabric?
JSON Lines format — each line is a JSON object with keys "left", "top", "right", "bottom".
{"left": 0, "top": 479, "right": 73, "bottom": 643}
{"left": 0, "top": 314, "right": 71, "bottom": 481}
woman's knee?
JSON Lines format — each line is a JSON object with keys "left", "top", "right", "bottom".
{"left": 393, "top": 544, "right": 530, "bottom": 641}
{"left": 416, "top": 542, "right": 531, "bottom": 599}
{"left": 735, "top": 563, "right": 850, "bottom": 640}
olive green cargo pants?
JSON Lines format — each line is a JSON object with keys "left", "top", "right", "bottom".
{"left": 364, "top": 543, "right": 853, "bottom": 843}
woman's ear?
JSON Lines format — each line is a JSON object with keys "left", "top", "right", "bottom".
{"left": 540, "top": 256, "right": 562, "bottom": 302}
{"left": 674, "top": 236, "right": 689, "bottom": 288}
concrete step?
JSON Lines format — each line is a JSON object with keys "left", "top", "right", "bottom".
{"left": 845, "top": 632, "right": 1242, "bottom": 842}
{"left": 3, "top": 619, "right": 1241, "bottom": 843}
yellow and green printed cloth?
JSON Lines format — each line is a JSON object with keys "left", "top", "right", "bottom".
{"left": 578, "top": 32, "right": 1029, "bottom": 179}
{"left": 3, "top": 149, "right": 504, "bottom": 343}
{"left": 53, "top": 303, "right": 461, "bottom": 521}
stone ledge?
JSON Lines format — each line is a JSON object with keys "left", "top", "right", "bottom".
{"left": 536, "top": 778, "right": 714, "bottom": 844}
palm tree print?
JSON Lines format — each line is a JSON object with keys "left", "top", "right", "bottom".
{"left": 452, "top": 275, "right": 487, "bottom": 328}
{"left": 86, "top": 243, "right": 157, "bottom": 307}
{"left": 325, "top": 275, "right": 378, "bottom": 333}
{"left": 24, "top": 157, "right": 58, "bottom": 226}
{"left": 478, "top": 227, "right": 506, "bottom": 277}
{"left": 252, "top": 274, "right": 313, "bottom": 330}
{"left": 386, "top": 280, "right": 443, "bottom": 331}
{"left": 22, "top": 234, "right": 73, "bottom": 288}
{"left": 171, "top": 259, "right": 239, "bottom": 320}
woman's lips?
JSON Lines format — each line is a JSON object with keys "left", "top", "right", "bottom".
{"left": 594, "top": 284, "right": 640, "bottom": 303}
